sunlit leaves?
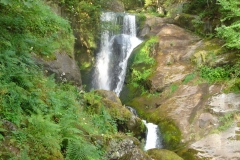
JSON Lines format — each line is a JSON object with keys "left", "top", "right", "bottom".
{"left": 216, "top": 0, "right": 240, "bottom": 50}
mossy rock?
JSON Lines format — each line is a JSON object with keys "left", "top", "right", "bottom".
{"left": 191, "top": 39, "right": 238, "bottom": 67}
{"left": 90, "top": 90, "right": 146, "bottom": 138}
{"left": 128, "top": 95, "right": 182, "bottom": 150}
{"left": 174, "top": 13, "right": 202, "bottom": 33}
{"left": 104, "top": 134, "right": 150, "bottom": 160}
{"left": 157, "top": 119, "right": 182, "bottom": 150}
{"left": 147, "top": 148, "right": 183, "bottom": 160}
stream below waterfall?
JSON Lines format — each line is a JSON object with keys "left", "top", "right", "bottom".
{"left": 92, "top": 12, "right": 163, "bottom": 151}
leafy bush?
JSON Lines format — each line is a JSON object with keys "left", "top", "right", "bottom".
{"left": 0, "top": 0, "right": 74, "bottom": 57}
{"left": 216, "top": 0, "right": 240, "bottom": 50}
{"left": 199, "top": 65, "right": 231, "bottom": 82}
{"left": 0, "top": 1, "right": 119, "bottom": 159}
{"left": 183, "top": 73, "right": 196, "bottom": 84}
{"left": 126, "top": 37, "right": 158, "bottom": 95}
{"left": 218, "top": 113, "right": 234, "bottom": 131}
{"left": 133, "top": 36, "right": 158, "bottom": 65}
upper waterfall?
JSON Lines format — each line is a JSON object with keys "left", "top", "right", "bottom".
{"left": 92, "top": 12, "right": 142, "bottom": 96}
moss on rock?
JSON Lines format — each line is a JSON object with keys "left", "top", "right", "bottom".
{"left": 86, "top": 90, "right": 146, "bottom": 138}
{"left": 147, "top": 148, "right": 183, "bottom": 160}
{"left": 128, "top": 94, "right": 182, "bottom": 150}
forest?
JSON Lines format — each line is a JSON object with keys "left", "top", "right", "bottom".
{"left": 0, "top": 0, "right": 239, "bottom": 159}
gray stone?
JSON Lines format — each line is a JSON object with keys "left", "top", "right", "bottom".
{"left": 139, "top": 24, "right": 151, "bottom": 38}
{"left": 198, "top": 113, "right": 216, "bottom": 128}
{"left": 191, "top": 125, "right": 240, "bottom": 160}
{"left": 34, "top": 53, "right": 82, "bottom": 87}
{"left": 105, "top": 137, "right": 151, "bottom": 160}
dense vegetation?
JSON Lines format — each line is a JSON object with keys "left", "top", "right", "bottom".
{"left": 0, "top": 0, "right": 119, "bottom": 159}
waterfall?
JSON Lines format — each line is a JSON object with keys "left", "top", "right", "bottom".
{"left": 126, "top": 106, "right": 163, "bottom": 151}
{"left": 92, "top": 12, "right": 142, "bottom": 96}
{"left": 143, "top": 120, "right": 163, "bottom": 151}
{"left": 92, "top": 12, "right": 162, "bottom": 151}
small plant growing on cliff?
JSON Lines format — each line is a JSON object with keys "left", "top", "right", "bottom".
{"left": 199, "top": 65, "right": 231, "bottom": 82}
{"left": 218, "top": 113, "right": 234, "bottom": 131}
{"left": 133, "top": 36, "right": 158, "bottom": 65}
{"left": 183, "top": 73, "right": 196, "bottom": 84}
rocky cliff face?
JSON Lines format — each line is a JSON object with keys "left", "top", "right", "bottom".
{"left": 126, "top": 14, "right": 240, "bottom": 159}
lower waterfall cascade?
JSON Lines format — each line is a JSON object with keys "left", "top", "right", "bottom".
{"left": 127, "top": 106, "right": 163, "bottom": 150}
{"left": 143, "top": 120, "right": 163, "bottom": 150}
{"left": 92, "top": 12, "right": 163, "bottom": 151}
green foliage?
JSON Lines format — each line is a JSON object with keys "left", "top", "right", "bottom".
{"left": 136, "top": 13, "right": 147, "bottom": 31}
{"left": 218, "top": 113, "right": 234, "bottom": 131}
{"left": 0, "top": 1, "right": 120, "bottom": 159}
{"left": 169, "top": 84, "right": 178, "bottom": 94}
{"left": 183, "top": 73, "right": 196, "bottom": 84}
{"left": 91, "top": 106, "right": 117, "bottom": 134}
{"left": 145, "top": 0, "right": 155, "bottom": 7}
{"left": 199, "top": 65, "right": 231, "bottom": 82}
{"left": 65, "top": 140, "right": 103, "bottom": 160}
{"left": 131, "top": 69, "right": 152, "bottom": 86}
{"left": 133, "top": 36, "right": 158, "bottom": 65}
{"left": 216, "top": 0, "right": 240, "bottom": 50}
{"left": 0, "top": 0, "right": 74, "bottom": 57}
{"left": 183, "top": 0, "right": 218, "bottom": 15}
{"left": 0, "top": 121, "right": 6, "bottom": 141}
{"left": 126, "top": 36, "right": 158, "bottom": 95}
{"left": 158, "top": 119, "right": 182, "bottom": 150}
{"left": 48, "top": 0, "right": 107, "bottom": 52}
{"left": 119, "top": 0, "right": 144, "bottom": 10}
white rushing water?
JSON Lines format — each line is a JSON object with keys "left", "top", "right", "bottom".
{"left": 143, "top": 120, "right": 163, "bottom": 151}
{"left": 93, "top": 12, "right": 162, "bottom": 151}
{"left": 92, "top": 12, "right": 142, "bottom": 96}
{"left": 127, "top": 106, "right": 163, "bottom": 151}
{"left": 93, "top": 12, "right": 117, "bottom": 90}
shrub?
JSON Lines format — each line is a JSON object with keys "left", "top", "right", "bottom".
{"left": 216, "top": 0, "right": 240, "bottom": 50}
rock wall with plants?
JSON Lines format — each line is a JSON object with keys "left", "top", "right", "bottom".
{"left": 0, "top": 1, "right": 148, "bottom": 159}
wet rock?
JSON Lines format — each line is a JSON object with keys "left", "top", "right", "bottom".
{"left": 147, "top": 148, "right": 183, "bottom": 160}
{"left": 34, "top": 53, "right": 81, "bottom": 87}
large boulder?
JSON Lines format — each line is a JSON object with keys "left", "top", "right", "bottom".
{"left": 33, "top": 53, "right": 82, "bottom": 87}
{"left": 104, "top": 136, "right": 151, "bottom": 160}
{"left": 94, "top": 90, "right": 146, "bottom": 138}
{"left": 147, "top": 148, "right": 183, "bottom": 160}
